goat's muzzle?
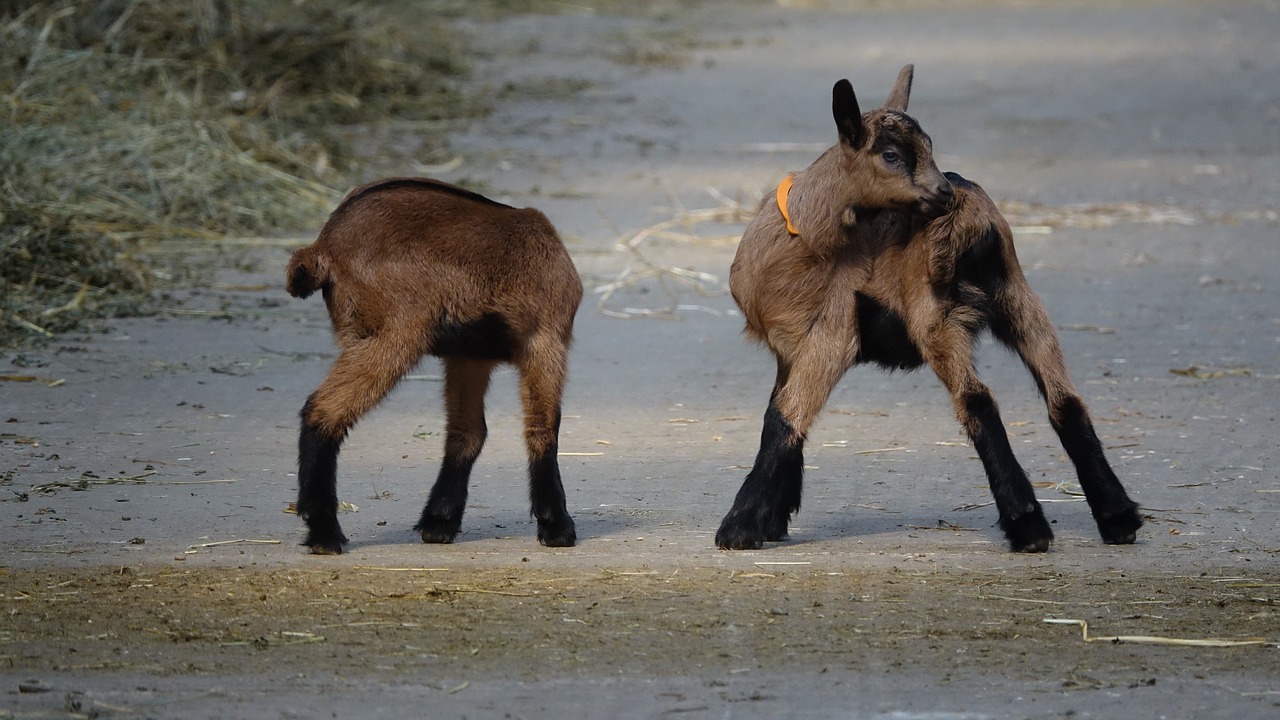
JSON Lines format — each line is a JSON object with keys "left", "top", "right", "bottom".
{"left": 919, "top": 181, "right": 955, "bottom": 218}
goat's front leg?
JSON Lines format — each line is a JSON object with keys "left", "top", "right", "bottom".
{"left": 416, "top": 358, "right": 495, "bottom": 544}
{"left": 717, "top": 343, "right": 848, "bottom": 550}
{"left": 518, "top": 334, "right": 576, "bottom": 547}
{"left": 994, "top": 290, "right": 1142, "bottom": 545}
{"left": 715, "top": 386, "right": 803, "bottom": 550}
{"left": 924, "top": 331, "right": 1053, "bottom": 552}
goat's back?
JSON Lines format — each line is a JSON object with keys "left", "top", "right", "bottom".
{"left": 287, "top": 178, "right": 582, "bottom": 345}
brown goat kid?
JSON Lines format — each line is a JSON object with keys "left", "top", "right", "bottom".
{"left": 717, "top": 66, "right": 1143, "bottom": 553}
{"left": 286, "top": 178, "right": 583, "bottom": 554}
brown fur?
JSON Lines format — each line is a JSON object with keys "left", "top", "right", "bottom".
{"left": 287, "top": 178, "right": 583, "bottom": 554}
{"left": 717, "top": 66, "right": 1141, "bottom": 553}
{"left": 734, "top": 176, "right": 1074, "bottom": 426}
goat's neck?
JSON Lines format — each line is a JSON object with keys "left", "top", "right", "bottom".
{"left": 849, "top": 208, "right": 917, "bottom": 246}
{"left": 790, "top": 151, "right": 915, "bottom": 257}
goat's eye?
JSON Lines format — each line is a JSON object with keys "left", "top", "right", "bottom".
{"left": 882, "top": 150, "right": 902, "bottom": 165}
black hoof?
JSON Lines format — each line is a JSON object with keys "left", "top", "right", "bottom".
{"left": 716, "top": 513, "right": 764, "bottom": 550}
{"left": 415, "top": 514, "right": 461, "bottom": 544}
{"left": 1097, "top": 503, "right": 1143, "bottom": 545}
{"left": 1000, "top": 506, "right": 1054, "bottom": 553}
{"left": 537, "top": 514, "right": 576, "bottom": 548}
{"left": 303, "top": 527, "right": 348, "bottom": 556}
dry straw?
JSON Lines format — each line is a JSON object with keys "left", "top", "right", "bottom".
{"left": 1044, "top": 618, "right": 1268, "bottom": 648}
{"left": 1, "top": 0, "right": 471, "bottom": 347}
{"left": 595, "top": 187, "right": 754, "bottom": 318}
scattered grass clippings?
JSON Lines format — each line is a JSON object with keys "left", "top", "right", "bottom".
{"left": 594, "top": 188, "right": 749, "bottom": 318}
{"left": 0, "top": 0, "right": 475, "bottom": 348}
{"left": 1169, "top": 366, "right": 1253, "bottom": 379}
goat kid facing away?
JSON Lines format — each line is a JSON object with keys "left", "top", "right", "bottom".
{"left": 717, "top": 66, "right": 1143, "bottom": 553}
{"left": 286, "top": 178, "right": 583, "bottom": 554}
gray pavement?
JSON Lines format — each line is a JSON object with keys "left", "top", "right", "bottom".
{"left": 3, "top": 1, "right": 1278, "bottom": 718}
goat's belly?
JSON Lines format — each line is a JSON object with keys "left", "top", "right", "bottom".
{"left": 853, "top": 293, "right": 925, "bottom": 370}
{"left": 427, "top": 312, "right": 518, "bottom": 362}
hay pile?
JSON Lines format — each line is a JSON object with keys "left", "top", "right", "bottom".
{"left": 0, "top": 0, "right": 472, "bottom": 346}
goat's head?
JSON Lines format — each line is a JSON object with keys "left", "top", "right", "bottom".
{"left": 832, "top": 65, "right": 954, "bottom": 218}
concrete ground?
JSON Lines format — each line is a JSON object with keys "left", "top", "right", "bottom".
{"left": 3, "top": 1, "right": 1278, "bottom": 718}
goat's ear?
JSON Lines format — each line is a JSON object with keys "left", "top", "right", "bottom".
{"left": 832, "top": 79, "right": 866, "bottom": 148}
{"left": 884, "top": 64, "right": 914, "bottom": 112}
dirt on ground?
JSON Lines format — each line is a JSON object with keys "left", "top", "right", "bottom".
{"left": 2, "top": 563, "right": 1274, "bottom": 679}
{"left": 4, "top": 563, "right": 1276, "bottom": 716}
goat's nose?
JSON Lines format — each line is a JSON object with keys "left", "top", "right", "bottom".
{"left": 934, "top": 182, "right": 955, "bottom": 210}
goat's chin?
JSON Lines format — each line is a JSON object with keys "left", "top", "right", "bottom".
{"left": 918, "top": 198, "right": 951, "bottom": 219}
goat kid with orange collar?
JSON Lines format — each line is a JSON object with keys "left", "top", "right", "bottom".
{"left": 717, "top": 65, "right": 1143, "bottom": 553}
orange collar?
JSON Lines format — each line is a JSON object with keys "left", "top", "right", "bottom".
{"left": 776, "top": 173, "right": 800, "bottom": 236}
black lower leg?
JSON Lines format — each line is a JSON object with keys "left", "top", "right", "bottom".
{"left": 297, "top": 396, "right": 347, "bottom": 554}
{"left": 529, "top": 445, "right": 575, "bottom": 547}
{"left": 716, "top": 398, "right": 805, "bottom": 550}
{"left": 964, "top": 391, "right": 1053, "bottom": 552}
{"left": 415, "top": 455, "right": 478, "bottom": 544}
{"left": 1051, "top": 396, "right": 1142, "bottom": 544}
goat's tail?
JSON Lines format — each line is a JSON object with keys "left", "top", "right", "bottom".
{"left": 285, "top": 245, "right": 331, "bottom": 299}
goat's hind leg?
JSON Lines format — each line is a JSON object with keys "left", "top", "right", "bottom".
{"left": 519, "top": 334, "right": 576, "bottom": 547}
{"left": 963, "top": 386, "right": 1054, "bottom": 552}
{"left": 924, "top": 327, "right": 1053, "bottom": 552}
{"left": 995, "top": 291, "right": 1142, "bottom": 544}
{"left": 416, "top": 358, "right": 495, "bottom": 544}
{"left": 298, "top": 337, "right": 419, "bottom": 554}
{"left": 297, "top": 393, "right": 345, "bottom": 554}
{"left": 1053, "top": 394, "right": 1142, "bottom": 544}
